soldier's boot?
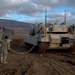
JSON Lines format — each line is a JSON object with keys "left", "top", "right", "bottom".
{"left": 3, "top": 55, "right": 8, "bottom": 64}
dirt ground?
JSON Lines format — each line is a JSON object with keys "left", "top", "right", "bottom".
{"left": 0, "top": 29, "right": 75, "bottom": 75}
{"left": 0, "top": 39, "right": 75, "bottom": 75}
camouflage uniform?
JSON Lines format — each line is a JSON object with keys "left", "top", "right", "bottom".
{"left": 7, "top": 39, "right": 11, "bottom": 51}
{"left": 0, "top": 41, "right": 2, "bottom": 63}
{"left": 38, "top": 23, "right": 43, "bottom": 30}
{"left": 38, "top": 23, "right": 44, "bottom": 33}
{"left": 0, "top": 39, "right": 8, "bottom": 64}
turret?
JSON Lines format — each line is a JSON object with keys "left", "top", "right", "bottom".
{"left": 52, "top": 25, "right": 68, "bottom": 33}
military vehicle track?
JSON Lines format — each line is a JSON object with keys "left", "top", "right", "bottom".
{"left": 38, "top": 42, "right": 49, "bottom": 53}
{"left": 0, "top": 38, "right": 74, "bottom": 75}
{"left": 0, "top": 44, "right": 75, "bottom": 75}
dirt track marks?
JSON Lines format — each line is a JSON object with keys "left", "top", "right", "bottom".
{"left": 0, "top": 52, "right": 75, "bottom": 75}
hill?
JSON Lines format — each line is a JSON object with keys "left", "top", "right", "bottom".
{"left": 0, "top": 19, "right": 34, "bottom": 28}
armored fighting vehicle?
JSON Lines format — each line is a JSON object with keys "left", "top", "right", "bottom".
{"left": 69, "top": 24, "right": 75, "bottom": 37}
{"left": 24, "top": 22, "right": 75, "bottom": 53}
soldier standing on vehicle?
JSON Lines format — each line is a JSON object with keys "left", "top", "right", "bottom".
{"left": 0, "top": 36, "right": 9, "bottom": 64}
{"left": 38, "top": 23, "right": 44, "bottom": 33}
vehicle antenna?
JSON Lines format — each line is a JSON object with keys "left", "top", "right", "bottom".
{"left": 45, "top": 7, "right": 47, "bottom": 26}
{"left": 64, "top": 10, "right": 66, "bottom": 25}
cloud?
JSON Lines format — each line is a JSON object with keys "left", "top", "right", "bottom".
{"left": 24, "top": 12, "right": 73, "bottom": 24}
{"left": 0, "top": 0, "right": 66, "bottom": 17}
{"left": 31, "top": 0, "right": 64, "bottom": 7}
{"left": 0, "top": 0, "right": 75, "bottom": 24}
{"left": 65, "top": 0, "right": 75, "bottom": 7}
{"left": 45, "top": 11, "right": 74, "bottom": 25}
{"left": 49, "top": 12, "right": 72, "bottom": 18}
{"left": 3, "top": 14, "right": 11, "bottom": 18}
{"left": 0, "top": 0, "right": 74, "bottom": 17}
{"left": 0, "top": 0, "right": 52, "bottom": 17}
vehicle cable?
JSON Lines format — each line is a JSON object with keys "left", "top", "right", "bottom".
{"left": 10, "top": 33, "right": 40, "bottom": 54}
{"left": 10, "top": 44, "right": 36, "bottom": 54}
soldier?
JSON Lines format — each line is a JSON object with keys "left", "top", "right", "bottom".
{"left": 38, "top": 23, "right": 43, "bottom": 31}
{"left": 0, "top": 36, "right": 9, "bottom": 64}
{"left": 38, "top": 23, "right": 44, "bottom": 33}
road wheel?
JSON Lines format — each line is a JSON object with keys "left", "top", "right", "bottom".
{"left": 38, "top": 42, "right": 49, "bottom": 53}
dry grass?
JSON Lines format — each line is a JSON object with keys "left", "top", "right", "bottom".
{"left": 11, "top": 39, "right": 24, "bottom": 46}
{"left": 11, "top": 28, "right": 28, "bottom": 46}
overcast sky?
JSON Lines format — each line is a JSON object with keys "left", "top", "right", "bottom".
{"left": 0, "top": 0, "right": 75, "bottom": 24}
